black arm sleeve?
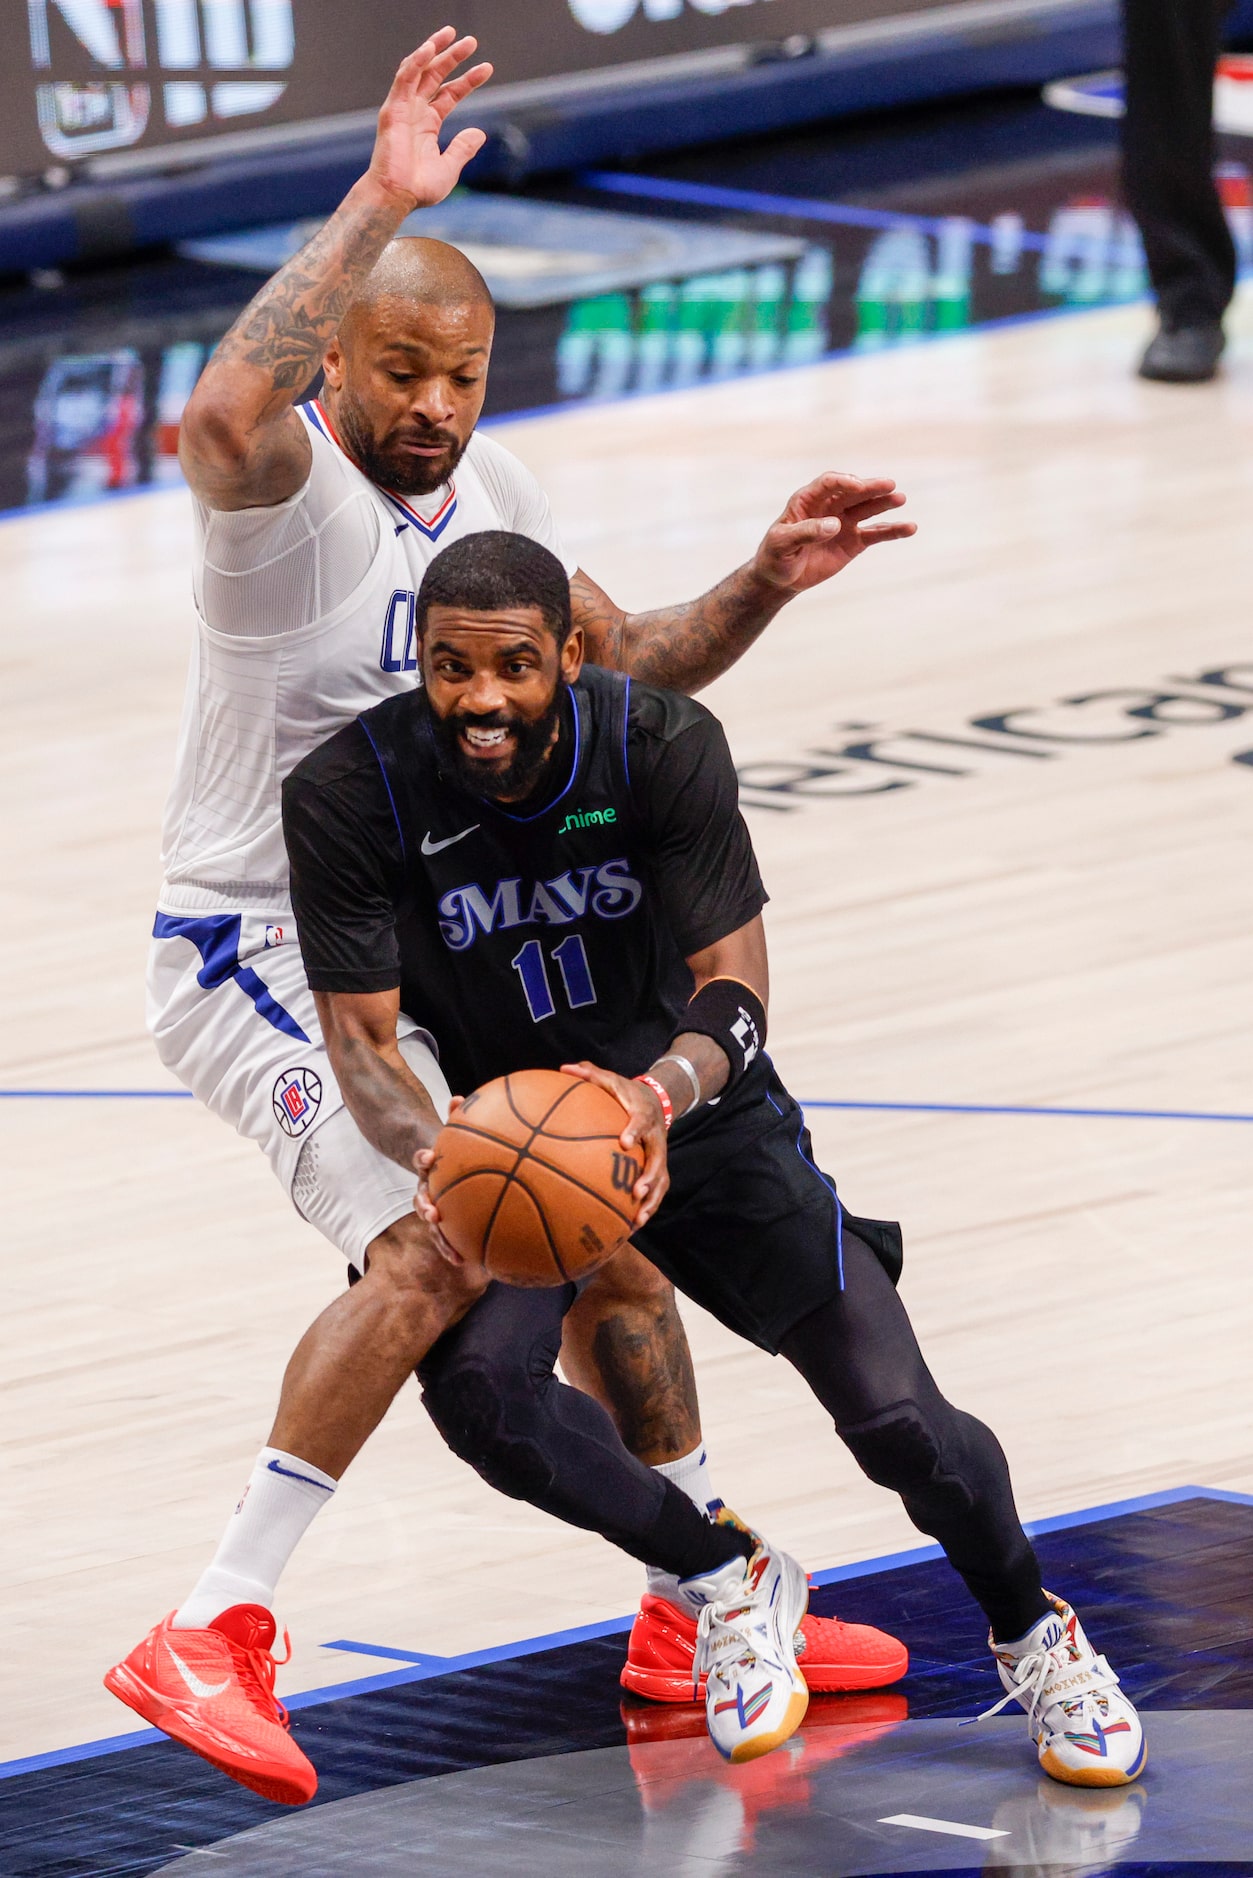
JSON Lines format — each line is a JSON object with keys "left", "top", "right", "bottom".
{"left": 630, "top": 702, "right": 767, "bottom": 955}
{"left": 282, "top": 729, "right": 406, "bottom": 994}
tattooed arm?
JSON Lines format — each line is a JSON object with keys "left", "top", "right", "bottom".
{"left": 179, "top": 28, "right": 491, "bottom": 511}
{"left": 572, "top": 470, "right": 917, "bottom": 694}
{"left": 315, "top": 988, "right": 445, "bottom": 1173}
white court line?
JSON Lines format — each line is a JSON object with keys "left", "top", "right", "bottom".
{"left": 879, "top": 1813, "right": 1010, "bottom": 1841}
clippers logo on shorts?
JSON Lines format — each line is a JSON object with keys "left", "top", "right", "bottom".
{"left": 272, "top": 1067, "right": 322, "bottom": 1137}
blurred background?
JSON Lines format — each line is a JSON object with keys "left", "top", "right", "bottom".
{"left": 3, "top": 0, "right": 1253, "bottom": 514}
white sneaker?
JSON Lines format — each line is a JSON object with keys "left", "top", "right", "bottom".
{"left": 683, "top": 1543, "right": 809, "bottom": 1764}
{"left": 982, "top": 1593, "right": 1146, "bottom": 1787}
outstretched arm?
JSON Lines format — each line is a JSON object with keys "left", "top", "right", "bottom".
{"left": 179, "top": 28, "right": 491, "bottom": 512}
{"left": 572, "top": 471, "right": 915, "bottom": 693}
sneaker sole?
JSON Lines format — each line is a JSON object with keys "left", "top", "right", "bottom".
{"left": 1040, "top": 1738, "right": 1148, "bottom": 1788}
{"left": 622, "top": 1648, "right": 907, "bottom": 1703}
{"left": 103, "top": 1664, "right": 317, "bottom": 1806}
{"left": 724, "top": 1683, "right": 810, "bottom": 1764}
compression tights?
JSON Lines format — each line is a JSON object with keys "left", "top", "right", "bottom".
{"left": 416, "top": 1232, "right": 1047, "bottom": 1642}
{"left": 779, "top": 1231, "right": 1047, "bottom": 1642}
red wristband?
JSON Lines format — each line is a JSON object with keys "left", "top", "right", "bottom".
{"left": 634, "top": 1073, "right": 674, "bottom": 1131}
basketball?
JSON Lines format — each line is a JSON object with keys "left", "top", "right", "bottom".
{"left": 427, "top": 1069, "right": 640, "bottom": 1285}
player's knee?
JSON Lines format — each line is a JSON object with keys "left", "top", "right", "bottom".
{"left": 363, "top": 1214, "right": 488, "bottom": 1334}
{"left": 838, "top": 1398, "right": 971, "bottom": 1503}
{"left": 420, "top": 1356, "right": 554, "bottom": 1503}
{"left": 579, "top": 1244, "right": 675, "bottom": 1314}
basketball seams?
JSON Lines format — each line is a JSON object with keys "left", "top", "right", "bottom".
{"left": 489, "top": 1172, "right": 570, "bottom": 1284}
{"left": 480, "top": 1081, "right": 559, "bottom": 1254}
{"left": 435, "top": 1126, "right": 634, "bottom": 1243}
{"left": 434, "top": 1071, "right": 637, "bottom": 1278}
{"left": 518, "top": 1142, "right": 637, "bottom": 1230}
{"left": 481, "top": 1074, "right": 604, "bottom": 1260}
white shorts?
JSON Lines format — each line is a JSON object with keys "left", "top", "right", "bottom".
{"left": 147, "top": 910, "right": 451, "bottom": 1267}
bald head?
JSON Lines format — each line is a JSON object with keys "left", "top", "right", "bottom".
{"left": 322, "top": 236, "right": 495, "bottom": 500}
{"left": 343, "top": 236, "right": 493, "bottom": 334}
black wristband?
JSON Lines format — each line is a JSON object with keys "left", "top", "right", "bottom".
{"left": 677, "top": 977, "right": 766, "bottom": 1091}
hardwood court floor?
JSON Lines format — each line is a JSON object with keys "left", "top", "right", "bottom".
{"left": 2, "top": 293, "right": 1251, "bottom": 1765}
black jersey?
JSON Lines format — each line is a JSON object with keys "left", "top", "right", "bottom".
{"left": 284, "top": 665, "right": 767, "bottom": 1097}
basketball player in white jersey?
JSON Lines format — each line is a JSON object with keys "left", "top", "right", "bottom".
{"left": 107, "top": 30, "right": 915, "bottom": 1802}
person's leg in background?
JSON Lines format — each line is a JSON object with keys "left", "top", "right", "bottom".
{"left": 1121, "top": 0, "right": 1236, "bottom": 380}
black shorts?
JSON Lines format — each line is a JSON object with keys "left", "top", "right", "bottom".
{"left": 634, "top": 1054, "right": 903, "bottom": 1355}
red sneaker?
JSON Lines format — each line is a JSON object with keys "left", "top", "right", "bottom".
{"left": 621, "top": 1593, "right": 908, "bottom": 1703}
{"left": 104, "top": 1605, "right": 317, "bottom": 1805}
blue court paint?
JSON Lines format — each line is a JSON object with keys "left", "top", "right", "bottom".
{"left": 312, "top": 1612, "right": 640, "bottom": 1693}
{"left": 7, "top": 1488, "right": 1253, "bottom": 1878}
{"left": 580, "top": 168, "right": 1052, "bottom": 252}
{"left": 3, "top": 1090, "right": 1249, "bottom": 1124}
{"left": 6, "top": 1481, "right": 1233, "bottom": 1784}
{"left": 804, "top": 1484, "right": 1253, "bottom": 1590}
{"left": 0, "top": 1723, "right": 162, "bottom": 1781}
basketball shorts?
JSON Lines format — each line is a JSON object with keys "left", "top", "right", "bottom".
{"left": 146, "top": 910, "right": 451, "bottom": 1266}
{"left": 633, "top": 1055, "right": 904, "bottom": 1356}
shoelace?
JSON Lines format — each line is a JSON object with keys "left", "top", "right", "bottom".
{"left": 224, "top": 1628, "right": 294, "bottom": 1731}
{"left": 975, "top": 1638, "right": 1120, "bottom": 1735}
{"left": 692, "top": 1594, "right": 766, "bottom": 1697}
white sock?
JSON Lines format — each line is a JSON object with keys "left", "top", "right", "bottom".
{"left": 173, "top": 1447, "right": 337, "bottom": 1630}
{"left": 645, "top": 1442, "right": 724, "bottom": 1600}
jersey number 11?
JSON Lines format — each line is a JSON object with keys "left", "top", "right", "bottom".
{"left": 511, "top": 935, "right": 597, "bottom": 1022}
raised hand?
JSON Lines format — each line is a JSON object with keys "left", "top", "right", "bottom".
{"left": 753, "top": 472, "right": 915, "bottom": 596}
{"left": 368, "top": 27, "right": 494, "bottom": 213}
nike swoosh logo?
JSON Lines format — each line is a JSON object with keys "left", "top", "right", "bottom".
{"left": 266, "top": 1456, "right": 334, "bottom": 1492}
{"left": 421, "top": 825, "right": 479, "bottom": 856}
{"left": 165, "top": 1642, "right": 230, "bottom": 1700}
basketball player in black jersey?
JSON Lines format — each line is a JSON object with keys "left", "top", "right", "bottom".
{"left": 282, "top": 531, "right": 1147, "bottom": 1782}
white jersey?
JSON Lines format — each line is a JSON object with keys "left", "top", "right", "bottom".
{"left": 157, "top": 401, "right": 575, "bottom": 919}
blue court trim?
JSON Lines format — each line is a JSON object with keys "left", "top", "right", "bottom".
{"left": 800, "top": 1097, "right": 1253, "bottom": 1124}
{"left": 580, "top": 169, "right": 1053, "bottom": 252}
{"left": 9, "top": 1482, "right": 1244, "bottom": 1784}
{"left": 0, "top": 1723, "right": 164, "bottom": 1780}
{"left": 804, "top": 1485, "right": 1253, "bottom": 1589}
{"left": 2, "top": 1091, "right": 1250, "bottom": 1123}
{"left": 313, "top": 1612, "right": 639, "bottom": 1689}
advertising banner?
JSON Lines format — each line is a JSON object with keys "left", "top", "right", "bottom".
{"left": 0, "top": 1, "right": 962, "bottom": 179}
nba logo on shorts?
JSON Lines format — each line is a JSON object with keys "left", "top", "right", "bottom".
{"left": 272, "top": 1067, "right": 321, "bottom": 1137}
{"left": 265, "top": 925, "right": 284, "bottom": 948}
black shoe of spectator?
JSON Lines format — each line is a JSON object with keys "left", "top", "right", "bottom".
{"left": 1137, "top": 321, "right": 1225, "bottom": 383}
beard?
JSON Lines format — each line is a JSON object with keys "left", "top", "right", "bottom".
{"left": 427, "top": 691, "right": 566, "bottom": 803}
{"left": 335, "top": 389, "right": 468, "bottom": 497}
